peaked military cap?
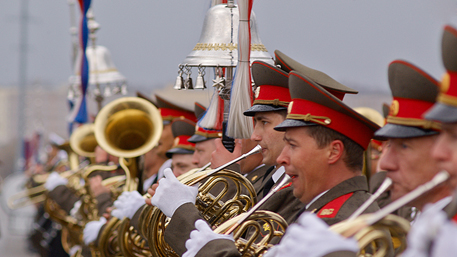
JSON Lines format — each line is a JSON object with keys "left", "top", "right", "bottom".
{"left": 166, "top": 118, "right": 196, "bottom": 158}
{"left": 275, "top": 71, "right": 379, "bottom": 150}
{"left": 188, "top": 102, "right": 223, "bottom": 143}
{"left": 425, "top": 25, "right": 457, "bottom": 123}
{"left": 375, "top": 60, "right": 440, "bottom": 140}
{"left": 156, "top": 94, "right": 197, "bottom": 125}
{"left": 274, "top": 50, "right": 358, "bottom": 100}
{"left": 243, "top": 61, "right": 290, "bottom": 116}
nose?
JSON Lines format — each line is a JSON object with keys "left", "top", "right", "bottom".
{"left": 276, "top": 145, "right": 290, "bottom": 167}
{"left": 191, "top": 152, "right": 200, "bottom": 166}
{"left": 378, "top": 144, "right": 398, "bottom": 172}
{"left": 431, "top": 133, "right": 450, "bottom": 162}
{"left": 250, "top": 126, "right": 261, "bottom": 142}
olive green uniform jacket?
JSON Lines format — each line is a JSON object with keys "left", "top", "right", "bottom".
{"left": 193, "top": 175, "right": 383, "bottom": 257}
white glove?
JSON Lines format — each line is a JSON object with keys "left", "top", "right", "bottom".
{"left": 183, "top": 219, "right": 234, "bottom": 257}
{"left": 264, "top": 212, "right": 359, "bottom": 257}
{"left": 83, "top": 217, "right": 107, "bottom": 245}
{"left": 431, "top": 219, "right": 457, "bottom": 256}
{"left": 44, "top": 171, "right": 68, "bottom": 191}
{"left": 149, "top": 168, "right": 198, "bottom": 217}
{"left": 111, "top": 191, "right": 145, "bottom": 220}
{"left": 402, "top": 203, "right": 447, "bottom": 257}
{"left": 69, "top": 245, "right": 82, "bottom": 256}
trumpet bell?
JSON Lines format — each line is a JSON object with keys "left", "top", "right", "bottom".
{"left": 70, "top": 123, "right": 98, "bottom": 158}
{"left": 94, "top": 97, "right": 163, "bottom": 158}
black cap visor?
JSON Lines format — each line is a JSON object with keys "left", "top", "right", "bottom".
{"left": 424, "top": 102, "right": 457, "bottom": 123}
{"left": 274, "top": 119, "right": 318, "bottom": 131}
{"left": 187, "top": 134, "right": 212, "bottom": 143}
{"left": 374, "top": 123, "right": 438, "bottom": 140}
{"left": 165, "top": 148, "right": 194, "bottom": 158}
{"left": 243, "top": 104, "right": 287, "bottom": 117}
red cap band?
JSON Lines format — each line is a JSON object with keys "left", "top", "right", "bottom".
{"left": 288, "top": 99, "right": 374, "bottom": 149}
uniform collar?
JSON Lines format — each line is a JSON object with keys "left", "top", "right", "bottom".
{"left": 306, "top": 176, "right": 368, "bottom": 213}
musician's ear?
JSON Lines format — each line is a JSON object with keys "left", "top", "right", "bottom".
{"left": 328, "top": 140, "right": 344, "bottom": 164}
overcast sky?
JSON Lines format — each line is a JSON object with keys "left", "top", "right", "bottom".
{"left": 2, "top": 0, "right": 457, "bottom": 95}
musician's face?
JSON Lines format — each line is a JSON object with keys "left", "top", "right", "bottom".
{"left": 380, "top": 135, "right": 444, "bottom": 209}
{"left": 171, "top": 153, "right": 198, "bottom": 177}
{"left": 157, "top": 124, "right": 174, "bottom": 158}
{"left": 192, "top": 139, "right": 216, "bottom": 168}
{"left": 432, "top": 123, "right": 457, "bottom": 189}
{"left": 277, "top": 127, "right": 329, "bottom": 204}
{"left": 251, "top": 111, "right": 286, "bottom": 166}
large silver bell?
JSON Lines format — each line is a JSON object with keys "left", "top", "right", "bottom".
{"left": 182, "top": 3, "right": 274, "bottom": 67}
{"left": 69, "top": 45, "right": 127, "bottom": 89}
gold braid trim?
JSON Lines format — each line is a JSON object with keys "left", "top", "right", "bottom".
{"left": 253, "top": 99, "right": 289, "bottom": 107}
{"left": 174, "top": 145, "right": 195, "bottom": 151}
{"left": 286, "top": 113, "right": 332, "bottom": 126}
{"left": 437, "top": 94, "right": 457, "bottom": 107}
{"left": 386, "top": 116, "right": 441, "bottom": 130}
{"left": 195, "top": 131, "right": 222, "bottom": 138}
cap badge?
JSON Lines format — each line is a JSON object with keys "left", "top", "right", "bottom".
{"left": 441, "top": 73, "right": 451, "bottom": 94}
{"left": 255, "top": 86, "right": 261, "bottom": 99}
{"left": 173, "top": 137, "right": 180, "bottom": 147}
{"left": 389, "top": 100, "right": 399, "bottom": 117}
{"left": 287, "top": 101, "right": 294, "bottom": 114}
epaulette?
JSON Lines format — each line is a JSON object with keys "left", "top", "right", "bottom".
{"left": 316, "top": 192, "right": 354, "bottom": 218}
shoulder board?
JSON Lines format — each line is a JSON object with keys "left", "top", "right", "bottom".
{"left": 317, "top": 192, "right": 354, "bottom": 218}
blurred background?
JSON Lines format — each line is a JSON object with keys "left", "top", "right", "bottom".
{"left": 0, "top": 0, "right": 456, "bottom": 255}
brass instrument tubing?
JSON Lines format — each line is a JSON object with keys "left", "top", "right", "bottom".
{"left": 224, "top": 174, "right": 291, "bottom": 235}
{"left": 347, "top": 177, "right": 392, "bottom": 221}
{"left": 190, "top": 145, "right": 262, "bottom": 186}
{"left": 366, "top": 171, "right": 449, "bottom": 226}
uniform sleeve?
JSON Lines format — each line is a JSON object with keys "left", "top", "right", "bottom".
{"left": 47, "top": 185, "right": 79, "bottom": 213}
{"left": 96, "top": 192, "right": 113, "bottom": 215}
{"left": 195, "top": 239, "right": 241, "bottom": 257}
{"left": 164, "top": 202, "right": 205, "bottom": 256}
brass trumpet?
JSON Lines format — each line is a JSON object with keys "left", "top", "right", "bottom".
{"left": 7, "top": 165, "right": 89, "bottom": 210}
{"left": 7, "top": 123, "right": 99, "bottom": 210}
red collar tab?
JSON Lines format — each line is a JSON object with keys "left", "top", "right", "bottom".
{"left": 288, "top": 98, "right": 374, "bottom": 149}
{"left": 253, "top": 85, "right": 291, "bottom": 107}
{"left": 317, "top": 192, "right": 354, "bottom": 218}
{"left": 160, "top": 108, "right": 197, "bottom": 122}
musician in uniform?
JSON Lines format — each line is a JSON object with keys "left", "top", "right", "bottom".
{"left": 401, "top": 24, "right": 457, "bottom": 257}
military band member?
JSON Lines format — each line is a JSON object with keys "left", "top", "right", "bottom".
{"left": 374, "top": 60, "right": 450, "bottom": 212}
{"left": 165, "top": 118, "right": 198, "bottom": 177}
{"left": 402, "top": 24, "right": 457, "bottom": 257}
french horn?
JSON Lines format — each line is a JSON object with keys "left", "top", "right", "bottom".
{"left": 141, "top": 146, "right": 262, "bottom": 257}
